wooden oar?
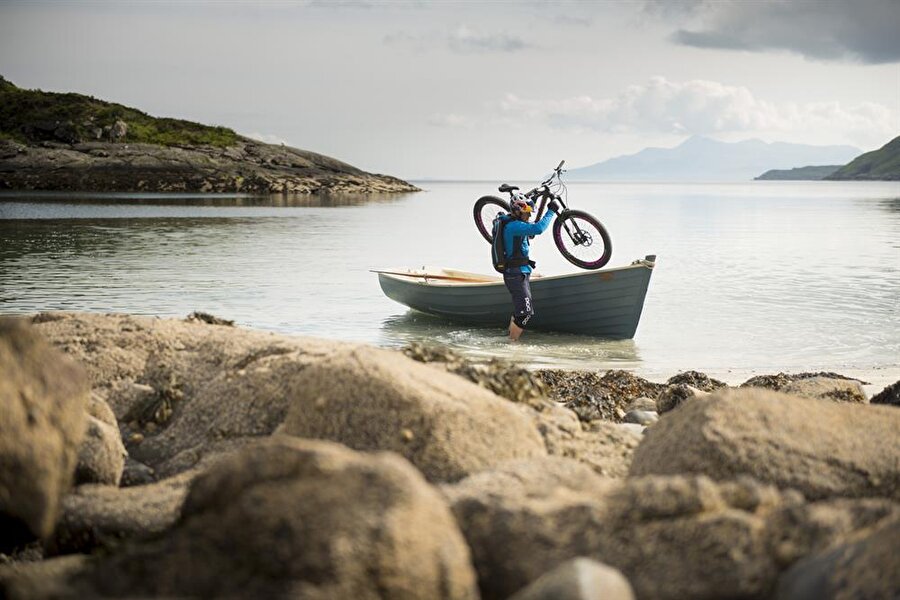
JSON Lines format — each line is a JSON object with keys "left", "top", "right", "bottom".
{"left": 371, "top": 270, "right": 496, "bottom": 283}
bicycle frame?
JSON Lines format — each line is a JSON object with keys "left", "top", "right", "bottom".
{"left": 509, "top": 162, "right": 590, "bottom": 246}
{"left": 480, "top": 158, "right": 612, "bottom": 269}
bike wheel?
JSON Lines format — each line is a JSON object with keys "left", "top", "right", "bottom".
{"left": 473, "top": 196, "right": 510, "bottom": 243}
{"left": 553, "top": 209, "right": 612, "bottom": 270}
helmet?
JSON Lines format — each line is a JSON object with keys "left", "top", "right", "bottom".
{"left": 511, "top": 197, "right": 533, "bottom": 219}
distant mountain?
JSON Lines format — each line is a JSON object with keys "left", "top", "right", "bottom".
{"left": 566, "top": 136, "right": 861, "bottom": 182}
{"left": 826, "top": 135, "right": 900, "bottom": 181}
{"left": 755, "top": 165, "right": 842, "bottom": 180}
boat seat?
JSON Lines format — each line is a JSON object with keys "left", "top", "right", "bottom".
{"left": 498, "top": 184, "right": 519, "bottom": 193}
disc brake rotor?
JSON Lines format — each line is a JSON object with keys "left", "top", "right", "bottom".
{"left": 574, "top": 230, "right": 593, "bottom": 246}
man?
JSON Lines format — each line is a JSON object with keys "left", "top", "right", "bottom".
{"left": 503, "top": 197, "right": 560, "bottom": 341}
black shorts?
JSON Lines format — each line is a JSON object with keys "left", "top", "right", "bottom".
{"left": 504, "top": 271, "right": 533, "bottom": 329}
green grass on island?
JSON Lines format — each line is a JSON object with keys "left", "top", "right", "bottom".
{"left": 827, "top": 135, "right": 900, "bottom": 180}
{"left": 755, "top": 165, "right": 841, "bottom": 180}
{"left": 0, "top": 75, "right": 239, "bottom": 147}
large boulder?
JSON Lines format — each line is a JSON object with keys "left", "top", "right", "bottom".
{"left": 0, "top": 318, "right": 88, "bottom": 551}
{"left": 441, "top": 456, "right": 614, "bottom": 505}
{"left": 33, "top": 312, "right": 345, "bottom": 475}
{"left": 448, "top": 474, "right": 783, "bottom": 599}
{"left": 631, "top": 388, "right": 900, "bottom": 500}
{"left": 445, "top": 467, "right": 899, "bottom": 600}
{"left": 35, "top": 313, "right": 544, "bottom": 482}
{"left": 775, "top": 517, "right": 900, "bottom": 600}
{"left": 73, "top": 437, "right": 479, "bottom": 599}
{"left": 0, "top": 555, "right": 88, "bottom": 600}
{"left": 47, "top": 469, "right": 196, "bottom": 555}
{"left": 74, "top": 394, "right": 126, "bottom": 485}
{"left": 279, "top": 345, "right": 546, "bottom": 482}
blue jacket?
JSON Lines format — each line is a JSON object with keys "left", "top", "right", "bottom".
{"left": 503, "top": 209, "right": 556, "bottom": 274}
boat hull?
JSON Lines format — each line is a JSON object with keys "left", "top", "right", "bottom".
{"left": 377, "top": 259, "right": 654, "bottom": 339}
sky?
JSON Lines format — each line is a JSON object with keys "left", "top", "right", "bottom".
{"left": 1, "top": 0, "right": 898, "bottom": 179}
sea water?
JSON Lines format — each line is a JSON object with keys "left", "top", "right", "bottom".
{"left": 1, "top": 181, "right": 898, "bottom": 389}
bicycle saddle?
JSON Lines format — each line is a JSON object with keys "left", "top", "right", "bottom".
{"left": 498, "top": 184, "right": 519, "bottom": 193}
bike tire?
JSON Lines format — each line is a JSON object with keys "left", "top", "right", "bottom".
{"left": 552, "top": 209, "right": 612, "bottom": 270}
{"left": 473, "top": 196, "right": 510, "bottom": 243}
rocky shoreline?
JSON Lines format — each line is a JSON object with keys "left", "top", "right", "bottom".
{"left": 1, "top": 312, "right": 898, "bottom": 599}
{"left": 0, "top": 137, "right": 420, "bottom": 195}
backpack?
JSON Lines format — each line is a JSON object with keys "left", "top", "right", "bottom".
{"left": 491, "top": 213, "right": 534, "bottom": 274}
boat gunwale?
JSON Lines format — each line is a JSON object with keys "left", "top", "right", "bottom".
{"left": 373, "top": 260, "right": 654, "bottom": 288}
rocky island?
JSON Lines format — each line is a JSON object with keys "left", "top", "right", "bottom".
{"left": 0, "top": 76, "right": 418, "bottom": 194}
{"left": 1, "top": 312, "right": 898, "bottom": 599}
{"left": 754, "top": 165, "right": 841, "bottom": 180}
{"left": 826, "top": 134, "right": 900, "bottom": 181}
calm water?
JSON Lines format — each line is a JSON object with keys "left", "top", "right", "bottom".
{"left": 2, "top": 182, "right": 899, "bottom": 387}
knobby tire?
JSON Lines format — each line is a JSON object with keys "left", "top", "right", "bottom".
{"left": 552, "top": 209, "right": 612, "bottom": 270}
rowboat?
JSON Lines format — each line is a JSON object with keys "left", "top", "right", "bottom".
{"left": 374, "top": 255, "right": 655, "bottom": 339}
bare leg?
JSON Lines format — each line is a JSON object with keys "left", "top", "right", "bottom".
{"left": 509, "top": 317, "right": 524, "bottom": 341}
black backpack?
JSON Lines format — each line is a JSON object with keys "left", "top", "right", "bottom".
{"left": 491, "top": 213, "right": 534, "bottom": 274}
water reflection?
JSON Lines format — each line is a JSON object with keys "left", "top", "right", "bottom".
{"left": 878, "top": 197, "right": 900, "bottom": 213}
{"left": 379, "top": 311, "right": 641, "bottom": 370}
{"left": 0, "top": 217, "right": 263, "bottom": 262}
{"left": 0, "top": 191, "right": 415, "bottom": 208}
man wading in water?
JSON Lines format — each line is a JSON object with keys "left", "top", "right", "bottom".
{"left": 500, "top": 197, "right": 559, "bottom": 341}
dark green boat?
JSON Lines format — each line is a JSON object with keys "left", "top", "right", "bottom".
{"left": 374, "top": 256, "right": 655, "bottom": 339}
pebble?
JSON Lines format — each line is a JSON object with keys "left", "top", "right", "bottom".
{"left": 624, "top": 410, "right": 659, "bottom": 426}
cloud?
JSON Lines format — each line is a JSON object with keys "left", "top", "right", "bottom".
{"left": 646, "top": 0, "right": 900, "bottom": 64}
{"left": 448, "top": 24, "right": 530, "bottom": 53}
{"left": 385, "top": 24, "right": 532, "bottom": 54}
{"left": 243, "top": 132, "right": 291, "bottom": 145}
{"left": 496, "top": 77, "right": 898, "bottom": 144}
{"left": 427, "top": 113, "right": 476, "bottom": 129}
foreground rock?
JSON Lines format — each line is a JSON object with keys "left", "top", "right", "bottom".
{"left": 0, "top": 556, "right": 87, "bottom": 600}
{"left": 445, "top": 465, "right": 899, "bottom": 600}
{"left": 441, "top": 457, "right": 614, "bottom": 504}
{"left": 508, "top": 558, "right": 634, "bottom": 600}
{"left": 279, "top": 345, "right": 546, "bottom": 482}
{"left": 870, "top": 379, "right": 900, "bottom": 406}
{"left": 35, "top": 313, "right": 545, "bottom": 481}
{"left": 774, "top": 517, "right": 900, "bottom": 599}
{"left": 538, "top": 415, "right": 643, "bottom": 478}
{"left": 631, "top": 388, "right": 900, "bottom": 500}
{"left": 402, "top": 343, "right": 640, "bottom": 477}
{"left": 74, "top": 394, "right": 126, "bottom": 485}
{"left": 33, "top": 312, "right": 344, "bottom": 476}
{"left": 40, "top": 437, "right": 478, "bottom": 599}
{"left": 47, "top": 470, "right": 196, "bottom": 555}
{"left": 0, "top": 319, "right": 88, "bottom": 551}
